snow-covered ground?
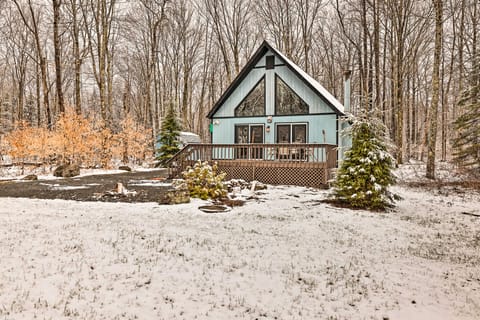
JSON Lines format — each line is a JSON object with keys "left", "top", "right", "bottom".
{"left": 1, "top": 180, "right": 479, "bottom": 319}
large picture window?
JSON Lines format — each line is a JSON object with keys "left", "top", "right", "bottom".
{"left": 235, "top": 77, "right": 265, "bottom": 117}
{"left": 275, "top": 75, "right": 309, "bottom": 115}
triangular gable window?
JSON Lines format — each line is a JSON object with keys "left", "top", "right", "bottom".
{"left": 235, "top": 77, "right": 265, "bottom": 117}
{"left": 275, "top": 75, "right": 309, "bottom": 115}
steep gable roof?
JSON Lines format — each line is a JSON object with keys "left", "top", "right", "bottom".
{"left": 207, "top": 40, "right": 345, "bottom": 118}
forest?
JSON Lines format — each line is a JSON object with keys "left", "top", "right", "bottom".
{"left": 0, "top": 0, "right": 478, "bottom": 176}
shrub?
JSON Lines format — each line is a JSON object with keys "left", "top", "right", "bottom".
{"left": 182, "top": 160, "right": 227, "bottom": 200}
{"left": 53, "top": 108, "right": 96, "bottom": 165}
{"left": 156, "top": 103, "right": 181, "bottom": 166}
{"left": 333, "top": 115, "right": 397, "bottom": 210}
{"left": 2, "top": 107, "right": 153, "bottom": 169}
{"left": 4, "top": 121, "right": 36, "bottom": 164}
{"left": 114, "top": 113, "right": 152, "bottom": 164}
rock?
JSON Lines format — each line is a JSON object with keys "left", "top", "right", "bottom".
{"left": 115, "top": 182, "right": 136, "bottom": 196}
{"left": 250, "top": 181, "right": 267, "bottom": 191}
{"left": 222, "top": 198, "right": 245, "bottom": 207}
{"left": 159, "top": 188, "right": 190, "bottom": 205}
{"left": 118, "top": 165, "right": 132, "bottom": 171}
{"left": 53, "top": 164, "right": 80, "bottom": 178}
{"left": 22, "top": 174, "right": 38, "bottom": 181}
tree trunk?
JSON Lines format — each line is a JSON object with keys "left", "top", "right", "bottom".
{"left": 71, "top": 0, "right": 82, "bottom": 114}
{"left": 36, "top": 62, "right": 41, "bottom": 127}
{"left": 373, "top": 0, "right": 381, "bottom": 116}
{"left": 426, "top": 0, "right": 443, "bottom": 179}
{"left": 53, "top": 0, "right": 65, "bottom": 113}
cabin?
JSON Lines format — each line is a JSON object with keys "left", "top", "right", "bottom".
{"left": 168, "top": 41, "right": 349, "bottom": 188}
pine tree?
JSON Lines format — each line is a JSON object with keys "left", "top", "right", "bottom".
{"left": 155, "top": 104, "right": 182, "bottom": 166}
{"left": 452, "top": 57, "right": 480, "bottom": 176}
{"left": 333, "top": 115, "right": 397, "bottom": 210}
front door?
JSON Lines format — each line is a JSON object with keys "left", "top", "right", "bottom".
{"left": 235, "top": 124, "right": 264, "bottom": 159}
{"left": 250, "top": 125, "right": 264, "bottom": 159}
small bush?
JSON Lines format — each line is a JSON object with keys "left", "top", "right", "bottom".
{"left": 182, "top": 160, "right": 227, "bottom": 200}
{"left": 156, "top": 103, "right": 181, "bottom": 166}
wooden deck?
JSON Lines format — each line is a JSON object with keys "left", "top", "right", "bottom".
{"left": 166, "top": 143, "right": 338, "bottom": 188}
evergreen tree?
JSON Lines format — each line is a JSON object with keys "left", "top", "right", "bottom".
{"left": 452, "top": 57, "right": 480, "bottom": 176}
{"left": 155, "top": 104, "right": 181, "bottom": 166}
{"left": 333, "top": 115, "right": 397, "bottom": 210}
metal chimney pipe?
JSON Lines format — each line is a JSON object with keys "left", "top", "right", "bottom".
{"left": 343, "top": 70, "right": 352, "bottom": 113}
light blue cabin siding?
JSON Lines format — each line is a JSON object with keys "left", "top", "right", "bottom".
{"left": 211, "top": 114, "right": 337, "bottom": 145}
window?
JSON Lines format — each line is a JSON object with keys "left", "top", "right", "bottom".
{"left": 266, "top": 56, "right": 275, "bottom": 69}
{"left": 275, "top": 75, "right": 309, "bottom": 115}
{"left": 235, "top": 77, "right": 265, "bottom": 117}
{"left": 276, "top": 123, "right": 308, "bottom": 161}
{"left": 276, "top": 124, "right": 307, "bottom": 143}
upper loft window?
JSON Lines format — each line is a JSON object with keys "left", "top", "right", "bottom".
{"left": 275, "top": 75, "right": 309, "bottom": 115}
{"left": 235, "top": 77, "right": 265, "bottom": 117}
{"left": 266, "top": 56, "right": 275, "bottom": 69}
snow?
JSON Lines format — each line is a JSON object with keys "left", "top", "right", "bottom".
{"left": 47, "top": 184, "right": 90, "bottom": 191}
{"left": 128, "top": 180, "right": 173, "bottom": 187}
{"left": 1, "top": 181, "right": 479, "bottom": 319}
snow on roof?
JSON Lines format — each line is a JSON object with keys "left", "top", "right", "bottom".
{"left": 179, "top": 131, "right": 201, "bottom": 144}
{"left": 269, "top": 44, "right": 345, "bottom": 114}
{"left": 179, "top": 131, "right": 198, "bottom": 136}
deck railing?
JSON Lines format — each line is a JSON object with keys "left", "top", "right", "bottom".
{"left": 166, "top": 143, "right": 337, "bottom": 187}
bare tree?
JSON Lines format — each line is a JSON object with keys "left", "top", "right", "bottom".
{"left": 64, "top": 0, "right": 88, "bottom": 114}
{"left": 12, "top": 0, "right": 52, "bottom": 127}
{"left": 81, "top": 0, "right": 118, "bottom": 126}
{"left": 1, "top": 7, "right": 31, "bottom": 123}
{"left": 138, "top": 0, "right": 169, "bottom": 135}
{"left": 203, "top": 0, "right": 257, "bottom": 82}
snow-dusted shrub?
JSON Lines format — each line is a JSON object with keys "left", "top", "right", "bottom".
{"left": 182, "top": 160, "right": 227, "bottom": 200}
{"left": 333, "top": 115, "right": 397, "bottom": 210}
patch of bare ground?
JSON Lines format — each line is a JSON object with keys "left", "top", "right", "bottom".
{"left": 0, "top": 169, "right": 170, "bottom": 202}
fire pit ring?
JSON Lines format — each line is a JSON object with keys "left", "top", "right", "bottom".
{"left": 198, "top": 205, "right": 231, "bottom": 213}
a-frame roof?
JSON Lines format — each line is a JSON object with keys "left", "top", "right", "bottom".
{"left": 207, "top": 40, "right": 345, "bottom": 119}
